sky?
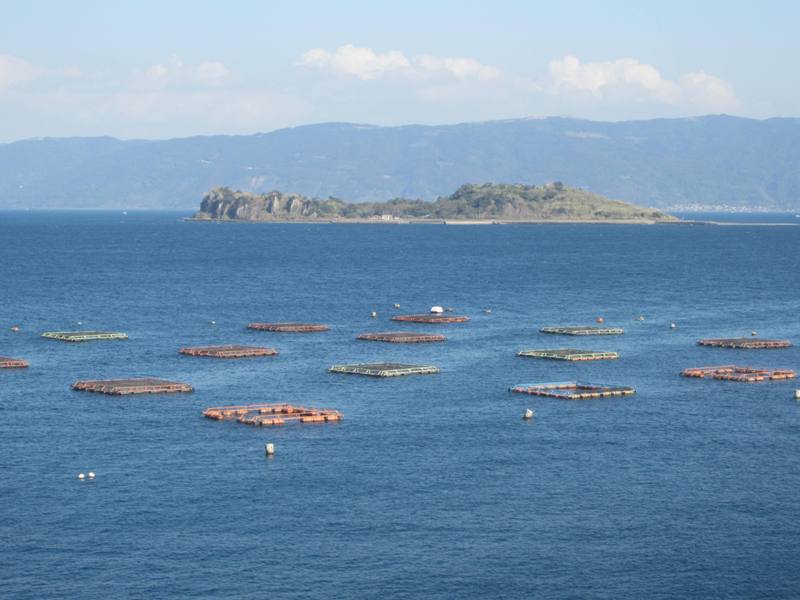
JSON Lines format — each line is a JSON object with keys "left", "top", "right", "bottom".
{"left": 1, "top": 0, "right": 798, "bottom": 141}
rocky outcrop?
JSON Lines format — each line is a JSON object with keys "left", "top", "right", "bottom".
{"left": 197, "top": 187, "right": 327, "bottom": 220}
{"left": 195, "top": 184, "right": 675, "bottom": 222}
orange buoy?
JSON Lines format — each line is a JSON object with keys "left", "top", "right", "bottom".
{"left": 595, "top": 316, "right": 605, "bottom": 324}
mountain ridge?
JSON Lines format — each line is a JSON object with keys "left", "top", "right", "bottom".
{"left": 2, "top": 115, "right": 800, "bottom": 210}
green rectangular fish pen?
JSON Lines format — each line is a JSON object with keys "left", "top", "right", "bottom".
{"left": 42, "top": 331, "right": 128, "bottom": 342}
{"left": 540, "top": 326, "right": 624, "bottom": 336}
{"left": 391, "top": 314, "right": 469, "bottom": 324}
{"left": 357, "top": 332, "right": 446, "bottom": 343}
{"left": 509, "top": 381, "right": 635, "bottom": 400}
{"left": 517, "top": 349, "right": 619, "bottom": 361}
{"left": 328, "top": 362, "right": 440, "bottom": 377}
{"left": 247, "top": 322, "right": 330, "bottom": 333}
{"left": 696, "top": 338, "right": 792, "bottom": 349}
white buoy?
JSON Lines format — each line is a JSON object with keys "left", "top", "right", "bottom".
{"left": 77, "top": 321, "right": 83, "bottom": 326}
{"left": 265, "top": 443, "right": 275, "bottom": 456}
{"left": 430, "top": 306, "right": 444, "bottom": 314}
{"left": 77, "top": 473, "right": 85, "bottom": 480}
{"left": 88, "top": 471, "right": 95, "bottom": 479}
{"left": 10, "top": 325, "right": 20, "bottom": 332}
{"left": 751, "top": 330, "right": 758, "bottom": 336}
{"left": 393, "top": 303, "right": 401, "bottom": 309}
{"left": 370, "top": 311, "right": 377, "bottom": 319}
{"left": 210, "top": 320, "right": 216, "bottom": 325}
{"left": 637, "top": 315, "right": 645, "bottom": 321}
{"left": 484, "top": 308, "right": 492, "bottom": 314}
{"left": 794, "top": 389, "right": 800, "bottom": 400}
{"left": 670, "top": 322, "right": 677, "bottom": 329}
{"left": 523, "top": 408, "right": 535, "bottom": 420}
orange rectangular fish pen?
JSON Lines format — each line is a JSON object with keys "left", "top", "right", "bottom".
{"left": 247, "top": 322, "right": 330, "bottom": 333}
{"left": 509, "top": 381, "right": 635, "bottom": 400}
{"left": 696, "top": 338, "right": 792, "bottom": 349}
{"left": 0, "top": 356, "right": 28, "bottom": 368}
{"left": 72, "top": 378, "right": 193, "bottom": 395}
{"left": 391, "top": 314, "right": 469, "bottom": 323}
{"left": 179, "top": 345, "right": 278, "bottom": 358}
{"left": 357, "top": 332, "right": 446, "bottom": 343}
{"left": 681, "top": 365, "right": 796, "bottom": 382}
{"left": 203, "top": 403, "right": 342, "bottom": 426}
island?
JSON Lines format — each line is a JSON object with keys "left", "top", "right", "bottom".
{"left": 192, "top": 183, "right": 676, "bottom": 223}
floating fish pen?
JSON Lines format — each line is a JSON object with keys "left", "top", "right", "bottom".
{"left": 696, "top": 338, "right": 792, "bottom": 349}
{"left": 517, "top": 349, "right": 619, "bottom": 361}
{"left": 179, "top": 344, "right": 278, "bottom": 358}
{"left": 247, "top": 322, "right": 330, "bottom": 333}
{"left": 357, "top": 332, "right": 446, "bottom": 343}
{"left": 42, "top": 331, "right": 128, "bottom": 342}
{"left": 72, "top": 378, "right": 193, "bottom": 395}
{"left": 540, "top": 326, "right": 624, "bottom": 336}
{"left": 509, "top": 381, "right": 635, "bottom": 400}
{"left": 329, "top": 362, "right": 440, "bottom": 377}
{"left": 0, "top": 356, "right": 28, "bottom": 368}
{"left": 203, "top": 403, "right": 342, "bottom": 426}
{"left": 391, "top": 314, "right": 469, "bottom": 324}
{"left": 681, "top": 365, "right": 796, "bottom": 382}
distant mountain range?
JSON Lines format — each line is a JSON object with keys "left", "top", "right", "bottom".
{"left": 2, "top": 115, "right": 800, "bottom": 210}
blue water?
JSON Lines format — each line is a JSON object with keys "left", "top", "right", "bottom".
{"left": 674, "top": 211, "right": 800, "bottom": 224}
{"left": 2, "top": 211, "right": 799, "bottom": 599}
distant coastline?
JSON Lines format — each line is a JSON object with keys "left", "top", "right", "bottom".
{"left": 183, "top": 216, "right": 799, "bottom": 226}
{"left": 185, "top": 216, "right": 672, "bottom": 225}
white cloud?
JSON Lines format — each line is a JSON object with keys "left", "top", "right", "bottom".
{"left": 298, "top": 44, "right": 500, "bottom": 82}
{"left": 0, "top": 54, "right": 45, "bottom": 92}
{"left": 414, "top": 55, "right": 500, "bottom": 80}
{"left": 549, "top": 55, "right": 738, "bottom": 111}
{"left": 139, "top": 55, "right": 232, "bottom": 88}
{"left": 299, "top": 44, "right": 409, "bottom": 80}
{"left": 0, "top": 55, "right": 304, "bottom": 139}
{"left": 679, "top": 70, "right": 739, "bottom": 112}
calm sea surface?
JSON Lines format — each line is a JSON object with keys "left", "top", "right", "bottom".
{"left": 2, "top": 211, "right": 799, "bottom": 599}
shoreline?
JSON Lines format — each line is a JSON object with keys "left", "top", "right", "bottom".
{"left": 183, "top": 217, "right": 800, "bottom": 226}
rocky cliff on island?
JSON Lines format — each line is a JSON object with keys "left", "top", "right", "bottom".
{"left": 195, "top": 183, "right": 675, "bottom": 222}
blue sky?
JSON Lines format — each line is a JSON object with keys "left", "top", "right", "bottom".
{"left": 1, "top": 0, "right": 798, "bottom": 140}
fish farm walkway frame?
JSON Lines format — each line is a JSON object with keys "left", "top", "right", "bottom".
{"left": 72, "top": 378, "right": 193, "bottom": 395}
{"left": 247, "top": 323, "right": 330, "bottom": 333}
{"left": 179, "top": 345, "right": 278, "bottom": 358}
{"left": 391, "top": 314, "right": 469, "bottom": 324}
{"left": 540, "top": 326, "right": 625, "bottom": 336}
{"left": 42, "top": 331, "right": 128, "bottom": 342}
{"left": 357, "top": 332, "right": 446, "bottom": 343}
{"left": 510, "top": 381, "right": 635, "bottom": 400}
{"left": 329, "top": 363, "right": 440, "bottom": 377}
{"left": 681, "top": 365, "right": 796, "bottom": 382}
{"left": 0, "top": 356, "right": 28, "bottom": 368}
{"left": 696, "top": 338, "right": 792, "bottom": 349}
{"left": 517, "top": 349, "right": 619, "bottom": 361}
{"left": 203, "top": 403, "right": 342, "bottom": 425}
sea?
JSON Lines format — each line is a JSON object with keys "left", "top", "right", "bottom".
{"left": 1, "top": 210, "right": 799, "bottom": 599}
